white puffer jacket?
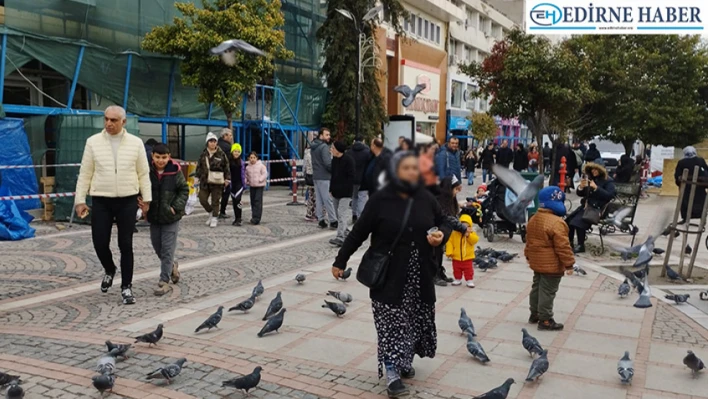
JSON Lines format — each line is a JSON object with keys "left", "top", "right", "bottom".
{"left": 74, "top": 129, "right": 152, "bottom": 205}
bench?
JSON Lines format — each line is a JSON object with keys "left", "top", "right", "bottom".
{"left": 587, "top": 182, "right": 641, "bottom": 255}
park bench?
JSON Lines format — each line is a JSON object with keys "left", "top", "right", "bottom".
{"left": 586, "top": 182, "right": 641, "bottom": 256}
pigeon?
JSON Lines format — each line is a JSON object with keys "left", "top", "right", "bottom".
{"left": 474, "top": 258, "right": 497, "bottom": 271}
{"left": 686, "top": 244, "right": 693, "bottom": 255}
{"left": 619, "top": 266, "right": 644, "bottom": 294}
{"left": 632, "top": 235, "right": 656, "bottom": 268}
{"left": 252, "top": 280, "right": 265, "bottom": 300}
{"left": 476, "top": 247, "right": 494, "bottom": 257}
{"left": 5, "top": 382, "right": 23, "bottom": 399}
{"left": 700, "top": 291, "right": 708, "bottom": 300}
{"left": 466, "top": 333, "right": 490, "bottom": 363}
{"left": 229, "top": 294, "right": 256, "bottom": 312}
{"left": 195, "top": 306, "right": 224, "bottom": 333}
{"left": 459, "top": 308, "right": 476, "bottom": 336}
{"left": 653, "top": 248, "right": 665, "bottom": 255}
{"left": 257, "top": 308, "right": 286, "bottom": 337}
{"left": 665, "top": 265, "right": 684, "bottom": 282}
{"left": 263, "top": 292, "right": 283, "bottom": 320}
{"left": 105, "top": 341, "right": 131, "bottom": 359}
{"left": 210, "top": 39, "right": 267, "bottom": 66}
{"left": 521, "top": 328, "right": 544, "bottom": 357}
{"left": 611, "top": 206, "right": 633, "bottom": 229}
{"left": 222, "top": 366, "right": 262, "bottom": 394}
{"left": 525, "top": 350, "right": 549, "bottom": 382}
{"left": 618, "top": 279, "right": 631, "bottom": 298}
{"left": 617, "top": 351, "right": 634, "bottom": 384}
{"left": 295, "top": 274, "right": 306, "bottom": 284}
{"left": 573, "top": 264, "right": 587, "bottom": 276}
{"left": 146, "top": 358, "right": 187, "bottom": 384}
{"left": 96, "top": 355, "right": 116, "bottom": 375}
{"left": 683, "top": 350, "right": 705, "bottom": 377}
{"left": 0, "top": 373, "right": 20, "bottom": 387}
{"left": 496, "top": 253, "right": 518, "bottom": 263}
{"left": 473, "top": 378, "right": 515, "bottom": 399}
{"left": 394, "top": 84, "right": 427, "bottom": 108}
{"left": 134, "top": 323, "right": 163, "bottom": 346}
{"left": 491, "top": 165, "right": 545, "bottom": 224}
{"left": 633, "top": 276, "right": 653, "bottom": 309}
{"left": 322, "top": 300, "right": 346, "bottom": 317}
{"left": 327, "top": 290, "right": 353, "bottom": 304}
{"left": 340, "top": 267, "right": 353, "bottom": 280}
{"left": 92, "top": 373, "right": 115, "bottom": 396}
{"left": 665, "top": 294, "right": 690, "bottom": 304}
{"left": 632, "top": 265, "right": 649, "bottom": 280}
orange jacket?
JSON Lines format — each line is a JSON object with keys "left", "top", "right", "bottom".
{"left": 419, "top": 155, "right": 437, "bottom": 186}
{"left": 524, "top": 209, "right": 575, "bottom": 275}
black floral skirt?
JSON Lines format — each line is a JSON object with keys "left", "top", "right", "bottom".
{"left": 371, "top": 247, "right": 437, "bottom": 378}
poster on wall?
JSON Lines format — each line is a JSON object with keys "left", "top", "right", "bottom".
{"left": 650, "top": 145, "right": 674, "bottom": 172}
{"left": 383, "top": 115, "right": 415, "bottom": 151}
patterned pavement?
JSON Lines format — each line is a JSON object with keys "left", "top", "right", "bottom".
{"left": 1, "top": 184, "right": 708, "bottom": 398}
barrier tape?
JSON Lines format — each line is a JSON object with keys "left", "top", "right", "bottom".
{"left": 0, "top": 177, "right": 304, "bottom": 201}
{"left": 0, "top": 159, "right": 302, "bottom": 170}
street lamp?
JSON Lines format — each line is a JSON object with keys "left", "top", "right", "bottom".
{"left": 336, "top": 5, "right": 382, "bottom": 140}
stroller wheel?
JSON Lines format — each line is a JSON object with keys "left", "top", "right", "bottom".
{"left": 486, "top": 224, "right": 495, "bottom": 243}
{"left": 520, "top": 226, "right": 527, "bottom": 243}
{"left": 508, "top": 229, "right": 514, "bottom": 239}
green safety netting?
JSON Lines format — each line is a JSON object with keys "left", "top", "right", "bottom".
{"left": 53, "top": 115, "right": 140, "bottom": 223}
{"left": 273, "top": 81, "right": 327, "bottom": 128}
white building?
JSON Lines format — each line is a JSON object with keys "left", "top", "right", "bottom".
{"left": 446, "top": 0, "right": 517, "bottom": 137}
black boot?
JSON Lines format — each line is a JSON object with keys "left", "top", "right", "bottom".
{"left": 573, "top": 245, "right": 586, "bottom": 254}
{"left": 538, "top": 318, "right": 564, "bottom": 331}
{"left": 387, "top": 379, "right": 409, "bottom": 398}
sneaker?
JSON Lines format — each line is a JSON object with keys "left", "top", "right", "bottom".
{"left": 386, "top": 379, "right": 409, "bottom": 398}
{"left": 466, "top": 281, "right": 475, "bottom": 288}
{"left": 218, "top": 213, "right": 229, "bottom": 219}
{"left": 101, "top": 273, "right": 115, "bottom": 293}
{"left": 528, "top": 313, "right": 539, "bottom": 324}
{"left": 209, "top": 217, "right": 218, "bottom": 228}
{"left": 400, "top": 367, "right": 415, "bottom": 379}
{"left": 573, "top": 245, "right": 586, "bottom": 254}
{"left": 318, "top": 220, "right": 328, "bottom": 229}
{"left": 171, "top": 261, "right": 180, "bottom": 284}
{"left": 444, "top": 276, "right": 454, "bottom": 283}
{"left": 121, "top": 287, "right": 136, "bottom": 305}
{"left": 153, "top": 281, "right": 173, "bottom": 296}
{"left": 538, "top": 318, "right": 564, "bottom": 331}
{"left": 329, "top": 238, "right": 344, "bottom": 247}
{"left": 250, "top": 219, "right": 260, "bottom": 225}
{"left": 330, "top": 221, "right": 338, "bottom": 229}
{"left": 206, "top": 216, "right": 212, "bottom": 226}
{"left": 434, "top": 278, "right": 448, "bottom": 287}
{"left": 232, "top": 220, "right": 242, "bottom": 226}
{"left": 451, "top": 279, "right": 462, "bottom": 286}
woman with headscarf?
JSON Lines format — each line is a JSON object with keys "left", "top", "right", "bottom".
{"left": 332, "top": 152, "right": 449, "bottom": 398}
{"left": 566, "top": 162, "right": 616, "bottom": 253}
{"left": 674, "top": 146, "right": 708, "bottom": 222}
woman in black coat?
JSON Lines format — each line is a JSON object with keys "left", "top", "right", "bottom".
{"left": 332, "top": 152, "right": 449, "bottom": 398}
{"left": 513, "top": 143, "right": 529, "bottom": 172}
{"left": 614, "top": 154, "right": 635, "bottom": 183}
{"left": 566, "top": 162, "right": 616, "bottom": 253}
{"left": 674, "top": 146, "right": 708, "bottom": 222}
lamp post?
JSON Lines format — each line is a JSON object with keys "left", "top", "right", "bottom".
{"left": 336, "top": 5, "right": 382, "bottom": 140}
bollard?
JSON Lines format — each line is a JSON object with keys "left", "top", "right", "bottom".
{"left": 558, "top": 156, "right": 567, "bottom": 192}
{"left": 287, "top": 160, "right": 303, "bottom": 206}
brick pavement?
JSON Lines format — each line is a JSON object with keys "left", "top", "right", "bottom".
{"left": 2, "top": 184, "right": 708, "bottom": 398}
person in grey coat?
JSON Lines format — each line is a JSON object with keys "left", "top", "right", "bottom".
{"left": 311, "top": 127, "right": 337, "bottom": 229}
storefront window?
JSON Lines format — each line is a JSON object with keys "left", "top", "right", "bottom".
{"left": 451, "top": 81, "right": 463, "bottom": 108}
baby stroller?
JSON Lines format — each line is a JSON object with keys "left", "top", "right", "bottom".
{"left": 473, "top": 178, "right": 527, "bottom": 243}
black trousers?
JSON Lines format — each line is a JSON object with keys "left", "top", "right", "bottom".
{"left": 220, "top": 185, "right": 230, "bottom": 215}
{"left": 434, "top": 246, "right": 448, "bottom": 279}
{"left": 231, "top": 185, "right": 244, "bottom": 222}
{"left": 91, "top": 195, "right": 138, "bottom": 288}
{"left": 250, "top": 187, "right": 264, "bottom": 224}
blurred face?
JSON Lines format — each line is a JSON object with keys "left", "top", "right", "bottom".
{"left": 401, "top": 141, "right": 410, "bottom": 151}
{"left": 502, "top": 140, "right": 508, "bottom": 148}
{"left": 232, "top": 149, "right": 241, "bottom": 159}
{"left": 331, "top": 146, "right": 343, "bottom": 157}
{"left": 454, "top": 185, "right": 462, "bottom": 195}
{"left": 222, "top": 131, "right": 233, "bottom": 143}
{"left": 207, "top": 139, "right": 217, "bottom": 150}
{"left": 249, "top": 153, "right": 258, "bottom": 164}
{"left": 152, "top": 152, "right": 169, "bottom": 170}
{"left": 591, "top": 169, "right": 600, "bottom": 177}
{"left": 449, "top": 138, "right": 459, "bottom": 152}
{"left": 477, "top": 187, "right": 485, "bottom": 194}
{"left": 397, "top": 156, "right": 419, "bottom": 184}
{"left": 319, "top": 129, "right": 331, "bottom": 143}
{"left": 104, "top": 109, "right": 126, "bottom": 135}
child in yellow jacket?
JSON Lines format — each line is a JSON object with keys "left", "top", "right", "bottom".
{"left": 446, "top": 214, "right": 480, "bottom": 287}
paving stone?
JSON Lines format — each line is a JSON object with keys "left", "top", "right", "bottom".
{"left": 562, "top": 331, "right": 638, "bottom": 357}
{"left": 574, "top": 314, "right": 642, "bottom": 338}
{"left": 552, "top": 351, "right": 621, "bottom": 382}
{"left": 285, "top": 337, "right": 369, "bottom": 366}
{"left": 439, "top": 362, "right": 524, "bottom": 398}
{"left": 532, "top": 376, "right": 627, "bottom": 399}
{"left": 645, "top": 364, "right": 708, "bottom": 396}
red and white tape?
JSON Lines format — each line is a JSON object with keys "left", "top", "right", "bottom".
{"left": 0, "top": 159, "right": 302, "bottom": 170}
{"left": 0, "top": 192, "right": 76, "bottom": 201}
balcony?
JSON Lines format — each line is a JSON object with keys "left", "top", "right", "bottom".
{"left": 405, "top": 0, "right": 464, "bottom": 23}
{"left": 450, "top": 22, "right": 497, "bottom": 51}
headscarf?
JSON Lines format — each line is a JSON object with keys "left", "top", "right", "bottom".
{"left": 684, "top": 146, "right": 697, "bottom": 159}
{"left": 384, "top": 151, "right": 420, "bottom": 195}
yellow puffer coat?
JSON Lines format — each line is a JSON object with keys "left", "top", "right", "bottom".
{"left": 445, "top": 214, "right": 480, "bottom": 261}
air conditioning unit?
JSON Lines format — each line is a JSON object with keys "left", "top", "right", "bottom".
{"left": 448, "top": 54, "right": 459, "bottom": 66}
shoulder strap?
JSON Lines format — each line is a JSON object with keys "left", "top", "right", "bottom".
{"left": 205, "top": 155, "right": 211, "bottom": 171}
{"left": 388, "top": 198, "right": 415, "bottom": 254}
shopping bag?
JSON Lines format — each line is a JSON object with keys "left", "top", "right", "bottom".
{"left": 185, "top": 189, "right": 198, "bottom": 215}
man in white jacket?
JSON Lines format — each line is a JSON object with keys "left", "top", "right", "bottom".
{"left": 74, "top": 105, "right": 152, "bottom": 305}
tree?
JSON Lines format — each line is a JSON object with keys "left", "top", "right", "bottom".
{"left": 565, "top": 35, "right": 708, "bottom": 153}
{"left": 142, "top": 0, "right": 293, "bottom": 129}
{"left": 468, "top": 112, "right": 497, "bottom": 143}
{"left": 459, "top": 29, "right": 593, "bottom": 175}
{"left": 317, "top": 0, "right": 407, "bottom": 142}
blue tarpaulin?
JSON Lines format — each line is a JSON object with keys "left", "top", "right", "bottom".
{"left": 0, "top": 185, "right": 35, "bottom": 240}
{"left": 0, "top": 118, "right": 40, "bottom": 210}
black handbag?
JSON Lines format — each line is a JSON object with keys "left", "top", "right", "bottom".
{"left": 582, "top": 205, "right": 601, "bottom": 225}
{"left": 305, "top": 174, "right": 314, "bottom": 186}
{"left": 356, "top": 198, "right": 414, "bottom": 289}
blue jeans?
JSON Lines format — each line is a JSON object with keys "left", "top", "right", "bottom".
{"left": 482, "top": 168, "right": 492, "bottom": 183}
{"left": 467, "top": 170, "right": 474, "bottom": 185}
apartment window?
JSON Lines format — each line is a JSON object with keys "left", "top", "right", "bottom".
{"left": 466, "top": 9, "right": 477, "bottom": 29}
{"left": 451, "top": 81, "right": 464, "bottom": 108}
{"left": 410, "top": 15, "right": 416, "bottom": 34}
{"left": 404, "top": 17, "right": 409, "bottom": 31}
{"left": 449, "top": 39, "right": 458, "bottom": 57}
{"left": 417, "top": 18, "right": 422, "bottom": 36}
{"left": 480, "top": 16, "right": 489, "bottom": 34}
{"left": 463, "top": 46, "right": 470, "bottom": 62}
{"left": 436, "top": 26, "right": 441, "bottom": 43}
{"left": 424, "top": 20, "right": 429, "bottom": 39}
{"left": 466, "top": 84, "right": 477, "bottom": 109}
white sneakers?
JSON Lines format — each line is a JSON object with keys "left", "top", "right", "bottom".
{"left": 466, "top": 281, "right": 475, "bottom": 288}
{"left": 209, "top": 217, "right": 218, "bottom": 228}
{"left": 452, "top": 279, "right": 475, "bottom": 288}
{"left": 452, "top": 279, "right": 462, "bottom": 286}
{"left": 206, "top": 216, "right": 212, "bottom": 226}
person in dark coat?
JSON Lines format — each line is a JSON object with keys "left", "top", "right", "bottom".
{"left": 513, "top": 143, "right": 528, "bottom": 172}
{"left": 228, "top": 143, "right": 247, "bottom": 226}
{"left": 552, "top": 144, "right": 578, "bottom": 191}
{"left": 542, "top": 142, "right": 552, "bottom": 173}
{"left": 332, "top": 151, "right": 449, "bottom": 398}
{"left": 144, "top": 139, "right": 158, "bottom": 163}
{"left": 674, "top": 146, "right": 708, "bottom": 222}
{"left": 217, "top": 128, "right": 234, "bottom": 219}
{"left": 584, "top": 143, "right": 601, "bottom": 163}
{"left": 479, "top": 142, "right": 495, "bottom": 182}
{"left": 464, "top": 149, "right": 477, "bottom": 185}
{"left": 347, "top": 138, "right": 371, "bottom": 222}
{"left": 495, "top": 139, "right": 514, "bottom": 168}
{"left": 566, "top": 162, "right": 616, "bottom": 253}
{"left": 329, "top": 141, "right": 356, "bottom": 246}
{"left": 362, "top": 138, "right": 393, "bottom": 196}
{"left": 614, "top": 154, "right": 635, "bottom": 183}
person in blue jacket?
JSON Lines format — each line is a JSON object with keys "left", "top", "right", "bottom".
{"left": 434, "top": 137, "right": 461, "bottom": 181}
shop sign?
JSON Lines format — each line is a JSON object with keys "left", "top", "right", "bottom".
{"left": 417, "top": 75, "right": 432, "bottom": 95}
{"left": 409, "top": 98, "right": 439, "bottom": 113}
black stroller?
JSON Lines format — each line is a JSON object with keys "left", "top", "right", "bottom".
{"left": 473, "top": 178, "right": 527, "bottom": 243}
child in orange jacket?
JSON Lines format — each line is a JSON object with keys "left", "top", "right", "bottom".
{"left": 445, "top": 214, "right": 480, "bottom": 287}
